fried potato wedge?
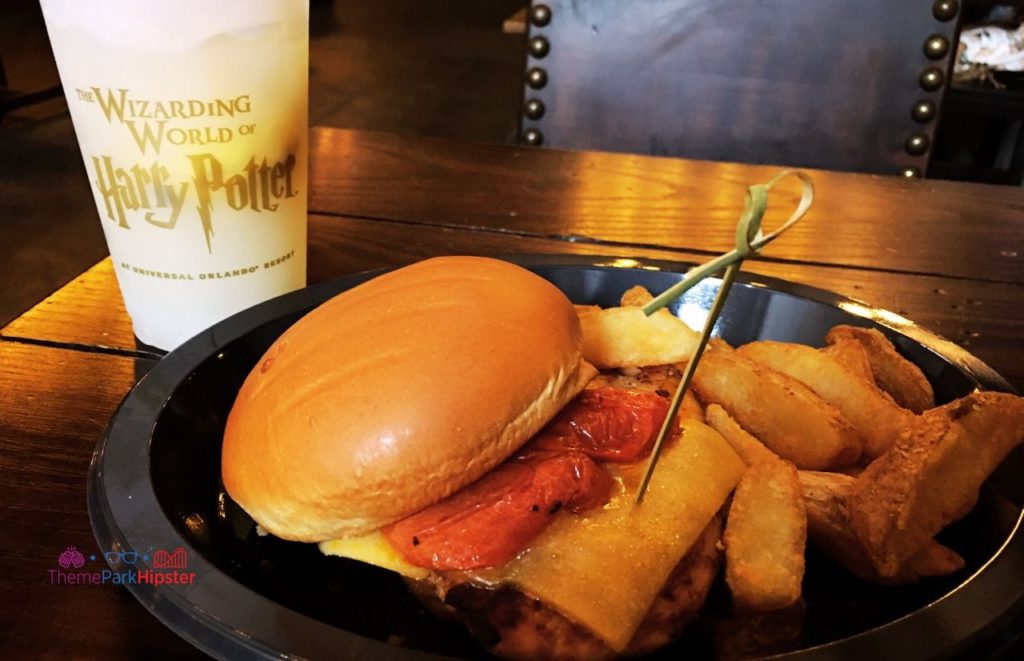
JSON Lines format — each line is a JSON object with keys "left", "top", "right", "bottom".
{"left": 826, "top": 325, "right": 935, "bottom": 413}
{"left": 620, "top": 285, "right": 655, "bottom": 307}
{"left": 705, "top": 403, "right": 781, "bottom": 467}
{"left": 677, "top": 390, "right": 705, "bottom": 424}
{"left": 798, "top": 471, "right": 963, "bottom": 584}
{"left": 579, "top": 306, "right": 700, "bottom": 369}
{"left": 850, "top": 392, "right": 1024, "bottom": 576}
{"left": 692, "top": 350, "right": 864, "bottom": 470}
{"left": 821, "top": 340, "right": 875, "bottom": 385}
{"left": 724, "top": 459, "right": 806, "bottom": 612}
{"left": 737, "top": 341, "right": 915, "bottom": 458}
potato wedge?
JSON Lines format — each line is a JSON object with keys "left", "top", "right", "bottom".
{"left": 826, "top": 325, "right": 935, "bottom": 413}
{"left": 850, "top": 392, "right": 1024, "bottom": 576}
{"left": 579, "top": 306, "right": 700, "bottom": 369}
{"left": 737, "top": 341, "right": 915, "bottom": 458}
{"left": 705, "top": 403, "right": 781, "bottom": 467}
{"left": 724, "top": 459, "right": 806, "bottom": 612}
{"left": 798, "top": 471, "right": 963, "bottom": 584}
{"left": 821, "top": 340, "right": 875, "bottom": 385}
{"left": 692, "top": 350, "right": 864, "bottom": 470}
{"left": 620, "top": 285, "right": 655, "bottom": 307}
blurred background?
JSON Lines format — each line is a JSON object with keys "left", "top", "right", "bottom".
{"left": 2, "top": 0, "right": 1023, "bottom": 326}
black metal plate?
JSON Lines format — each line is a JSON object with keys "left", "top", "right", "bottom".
{"left": 88, "top": 255, "right": 1024, "bottom": 660}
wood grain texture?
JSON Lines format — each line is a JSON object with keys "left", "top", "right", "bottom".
{"left": 0, "top": 343, "right": 200, "bottom": 660}
{"left": 5, "top": 215, "right": 1021, "bottom": 389}
{"left": 0, "top": 259, "right": 142, "bottom": 356}
{"left": 2, "top": 129, "right": 1023, "bottom": 659}
{"left": 308, "top": 129, "right": 1024, "bottom": 283}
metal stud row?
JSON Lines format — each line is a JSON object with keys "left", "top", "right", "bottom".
{"left": 521, "top": 5, "right": 552, "bottom": 146}
{"left": 518, "top": 5, "right": 958, "bottom": 160}
{"left": 901, "top": 1, "right": 958, "bottom": 176}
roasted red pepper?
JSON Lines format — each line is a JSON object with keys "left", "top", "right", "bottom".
{"left": 529, "top": 387, "right": 669, "bottom": 463}
{"left": 382, "top": 387, "right": 669, "bottom": 570}
{"left": 382, "top": 450, "right": 611, "bottom": 570}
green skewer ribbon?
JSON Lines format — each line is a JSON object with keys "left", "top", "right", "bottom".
{"left": 635, "top": 170, "right": 814, "bottom": 503}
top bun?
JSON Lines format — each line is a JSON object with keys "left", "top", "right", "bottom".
{"left": 222, "top": 256, "right": 596, "bottom": 541}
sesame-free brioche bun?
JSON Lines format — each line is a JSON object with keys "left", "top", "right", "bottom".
{"left": 222, "top": 256, "right": 596, "bottom": 542}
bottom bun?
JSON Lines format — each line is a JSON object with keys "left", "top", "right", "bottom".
{"left": 405, "top": 512, "right": 724, "bottom": 660}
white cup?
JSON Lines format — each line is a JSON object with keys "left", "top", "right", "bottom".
{"left": 40, "top": 0, "right": 309, "bottom": 350}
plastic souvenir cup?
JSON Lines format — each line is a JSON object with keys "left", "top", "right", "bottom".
{"left": 40, "top": 0, "right": 309, "bottom": 349}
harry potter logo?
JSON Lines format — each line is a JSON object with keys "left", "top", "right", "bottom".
{"left": 92, "top": 152, "right": 298, "bottom": 253}
{"left": 90, "top": 87, "right": 251, "bottom": 155}
{"left": 75, "top": 86, "right": 298, "bottom": 252}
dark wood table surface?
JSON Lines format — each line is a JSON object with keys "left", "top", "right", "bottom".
{"left": 2, "top": 127, "right": 1023, "bottom": 659}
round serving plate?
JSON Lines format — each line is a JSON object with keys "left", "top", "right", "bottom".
{"left": 88, "top": 255, "right": 1024, "bottom": 660}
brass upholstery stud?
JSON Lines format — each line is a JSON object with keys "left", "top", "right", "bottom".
{"left": 901, "top": 166, "right": 922, "bottom": 178}
{"left": 905, "top": 134, "right": 930, "bottom": 156}
{"left": 522, "top": 128, "right": 544, "bottom": 146}
{"left": 932, "top": 1, "right": 958, "bottom": 22}
{"left": 526, "top": 67, "right": 548, "bottom": 89}
{"left": 523, "top": 98, "right": 546, "bottom": 120}
{"left": 529, "top": 36, "right": 550, "bottom": 59}
{"left": 911, "top": 100, "right": 937, "bottom": 123}
{"left": 919, "top": 67, "right": 945, "bottom": 91}
{"left": 530, "top": 5, "right": 552, "bottom": 27}
{"left": 924, "top": 34, "right": 950, "bottom": 60}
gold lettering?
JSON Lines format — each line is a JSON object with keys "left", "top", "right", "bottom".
{"left": 188, "top": 152, "right": 220, "bottom": 252}
{"left": 224, "top": 173, "right": 248, "bottom": 210}
{"left": 91, "top": 87, "right": 129, "bottom": 123}
{"left": 90, "top": 155, "right": 190, "bottom": 231}
{"left": 128, "top": 164, "right": 153, "bottom": 209}
{"left": 270, "top": 162, "right": 286, "bottom": 199}
{"left": 283, "top": 154, "right": 297, "bottom": 197}
{"left": 92, "top": 155, "right": 129, "bottom": 228}
{"left": 166, "top": 126, "right": 232, "bottom": 146}
{"left": 187, "top": 151, "right": 298, "bottom": 253}
{"left": 213, "top": 98, "right": 233, "bottom": 117}
{"left": 86, "top": 89, "right": 253, "bottom": 124}
{"left": 132, "top": 99, "right": 151, "bottom": 118}
{"left": 144, "top": 178, "right": 188, "bottom": 229}
{"left": 151, "top": 101, "right": 171, "bottom": 120}
{"left": 124, "top": 120, "right": 167, "bottom": 154}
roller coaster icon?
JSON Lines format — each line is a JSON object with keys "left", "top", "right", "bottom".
{"left": 152, "top": 547, "right": 188, "bottom": 569}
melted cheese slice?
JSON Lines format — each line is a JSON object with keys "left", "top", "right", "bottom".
{"left": 479, "top": 419, "right": 744, "bottom": 651}
{"left": 319, "top": 531, "right": 430, "bottom": 579}
{"left": 320, "top": 420, "right": 743, "bottom": 651}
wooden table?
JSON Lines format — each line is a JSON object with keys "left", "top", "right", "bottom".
{"left": 2, "top": 127, "right": 1022, "bottom": 658}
